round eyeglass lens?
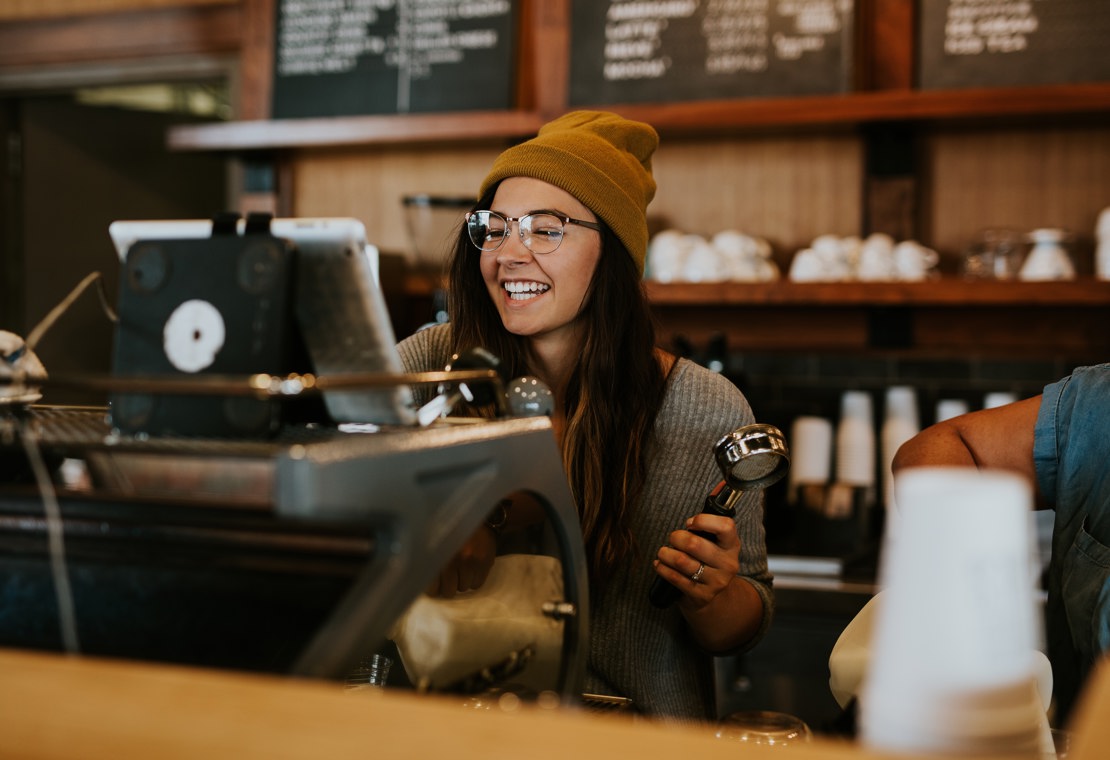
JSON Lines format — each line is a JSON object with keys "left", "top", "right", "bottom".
{"left": 519, "top": 214, "right": 565, "bottom": 254}
{"left": 468, "top": 211, "right": 507, "bottom": 251}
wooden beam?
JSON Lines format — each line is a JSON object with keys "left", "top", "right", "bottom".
{"left": 0, "top": 4, "right": 242, "bottom": 69}
{"left": 238, "top": 0, "right": 273, "bottom": 120}
{"left": 859, "top": 0, "right": 916, "bottom": 91}
{"left": 0, "top": 0, "right": 234, "bottom": 21}
{"left": 527, "top": 0, "right": 570, "bottom": 119}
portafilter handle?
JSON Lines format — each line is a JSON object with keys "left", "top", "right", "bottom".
{"left": 647, "top": 422, "right": 789, "bottom": 609}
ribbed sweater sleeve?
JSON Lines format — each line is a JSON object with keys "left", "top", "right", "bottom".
{"left": 396, "top": 323, "right": 454, "bottom": 404}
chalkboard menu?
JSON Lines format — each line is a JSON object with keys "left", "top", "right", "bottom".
{"left": 919, "top": 0, "right": 1110, "bottom": 89}
{"left": 272, "top": 0, "right": 517, "bottom": 119}
{"left": 568, "top": 0, "right": 855, "bottom": 107}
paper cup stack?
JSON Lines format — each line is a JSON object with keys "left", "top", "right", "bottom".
{"left": 835, "top": 391, "right": 875, "bottom": 489}
{"left": 788, "top": 416, "right": 833, "bottom": 503}
{"left": 984, "top": 392, "right": 1018, "bottom": 410}
{"left": 935, "top": 398, "right": 970, "bottom": 423}
{"left": 859, "top": 467, "right": 1049, "bottom": 756}
{"left": 880, "top": 386, "right": 919, "bottom": 511}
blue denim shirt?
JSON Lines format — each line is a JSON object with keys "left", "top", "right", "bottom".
{"left": 1034, "top": 363, "right": 1110, "bottom": 725}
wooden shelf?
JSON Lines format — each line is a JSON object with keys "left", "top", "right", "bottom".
{"left": 168, "top": 109, "right": 546, "bottom": 151}
{"left": 167, "top": 83, "right": 1110, "bottom": 152}
{"left": 639, "top": 278, "right": 1110, "bottom": 357}
{"left": 402, "top": 276, "right": 1110, "bottom": 307}
{"left": 643, "top": 278, "right": 1110, "bottom": 307}
{"left": 613, "top": 83, "right": 1110, "bottom": 135}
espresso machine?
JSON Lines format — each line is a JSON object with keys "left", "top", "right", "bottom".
{"left": 0, "top": 402, "right": 589, "bottom": 699}
{"left": 0, "top": 217, "right": 589, "bottom": 702}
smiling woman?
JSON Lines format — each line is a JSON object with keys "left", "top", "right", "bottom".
{"left": 395, "top": 111, "right": 774, "bottom": 724}
{"left": 477, "top": 177, "right": 603, "bottom": 343}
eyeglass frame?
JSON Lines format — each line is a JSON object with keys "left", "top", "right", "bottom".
{"left": 465, "top": 209, "right": 602, "bottom": 254}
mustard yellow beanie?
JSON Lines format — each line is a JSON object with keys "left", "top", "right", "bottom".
{"left": 479, "top": 110, "right": 658, "bottom": 275}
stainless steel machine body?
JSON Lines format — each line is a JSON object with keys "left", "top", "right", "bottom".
{"left": 0, "top": 407, "right": 588, "bottom": 700}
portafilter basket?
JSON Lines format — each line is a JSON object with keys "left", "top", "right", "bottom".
{"left": 715, "top": 423, "right": 790, "bottom": 491}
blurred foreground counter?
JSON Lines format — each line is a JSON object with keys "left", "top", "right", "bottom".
{"left": 1, "top": 646, "right": 1108, "bottom": 760}
{"left": 0, "top": 405, "right": 588, "bottom": 699}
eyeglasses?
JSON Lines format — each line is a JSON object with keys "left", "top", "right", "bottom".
{"left": 466, "top": 210, "right": 601, "bottom": 255}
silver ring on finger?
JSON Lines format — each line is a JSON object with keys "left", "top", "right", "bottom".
{"left": 690, "top": 563, "right": 706, "bottom": 583}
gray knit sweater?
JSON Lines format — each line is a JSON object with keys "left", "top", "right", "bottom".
{"left": 396, "top": 324, "right": 774, "bottom": 723}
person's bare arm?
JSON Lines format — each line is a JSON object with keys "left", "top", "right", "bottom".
{"left": 892, "top": 395, "right": 1044, "bottom": 501}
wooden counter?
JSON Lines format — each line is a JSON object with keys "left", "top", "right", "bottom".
{"left": 1, "top": 647, "right": 1107, "bottom": 760}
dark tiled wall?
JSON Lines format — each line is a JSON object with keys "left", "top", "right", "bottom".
{"left": 728, "top": 352, "right": 1081, "bottom": 432}
{"left": 705, "top": 351, "right": 1091, "bottom": 556}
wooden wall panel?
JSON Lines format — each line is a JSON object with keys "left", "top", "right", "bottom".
{"left": 290, "top": 145, "right": 503, "bottom": 257}
{"left": 288, "top": 132, "right": 864, "bottom": 269}
{"left": 650, "top": 133, "right": 865, "bottom": 258}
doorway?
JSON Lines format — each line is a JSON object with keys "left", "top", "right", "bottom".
{"left": 3, "top": 85, "right": 230, "bottom": 405}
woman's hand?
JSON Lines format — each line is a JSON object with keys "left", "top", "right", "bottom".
{"left": 654, "top": 512, "right": 764, "bottom": 652}
{"left": 426, "top": 525, "right": 497, "bottom": 598}
{"left": 653, "top": 513, "right": 741, "bottom": 609}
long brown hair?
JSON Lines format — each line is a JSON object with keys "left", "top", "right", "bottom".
{"left": 447, "top": 186, "right": 668, "bottom": 577}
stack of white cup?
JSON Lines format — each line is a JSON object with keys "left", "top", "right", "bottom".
{"left": 984, "top": 392, "right": 1018, "bottom": 410}
{"left": 880, "top": 386, "right": 919, "bottom": 511}
{"left": 935, "top": 398, "right": 970, "bottom": 423}
{"left": 860, "top": 468, "right": 1050, "bottom": 756}
{"left": 788, "top": 416, "right": 833, "bottom": 504}
{"left": 835, "top": 391, "right": 875, "bottom": 493}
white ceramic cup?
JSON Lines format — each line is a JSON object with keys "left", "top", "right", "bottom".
{"left": 787, "top": 249, "right": 825, "bottom": 281}
{"left": 856, "top": 233, "right": 895, "bottom": 281}
{"left": 892, "top": 241, "right": 939, "bottom": 281}
{"left": 1019, "top": 228, "right": 1075, "bottom": 281}
{"left": 646, "top": 230, "right": 689, "bottom": 283}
